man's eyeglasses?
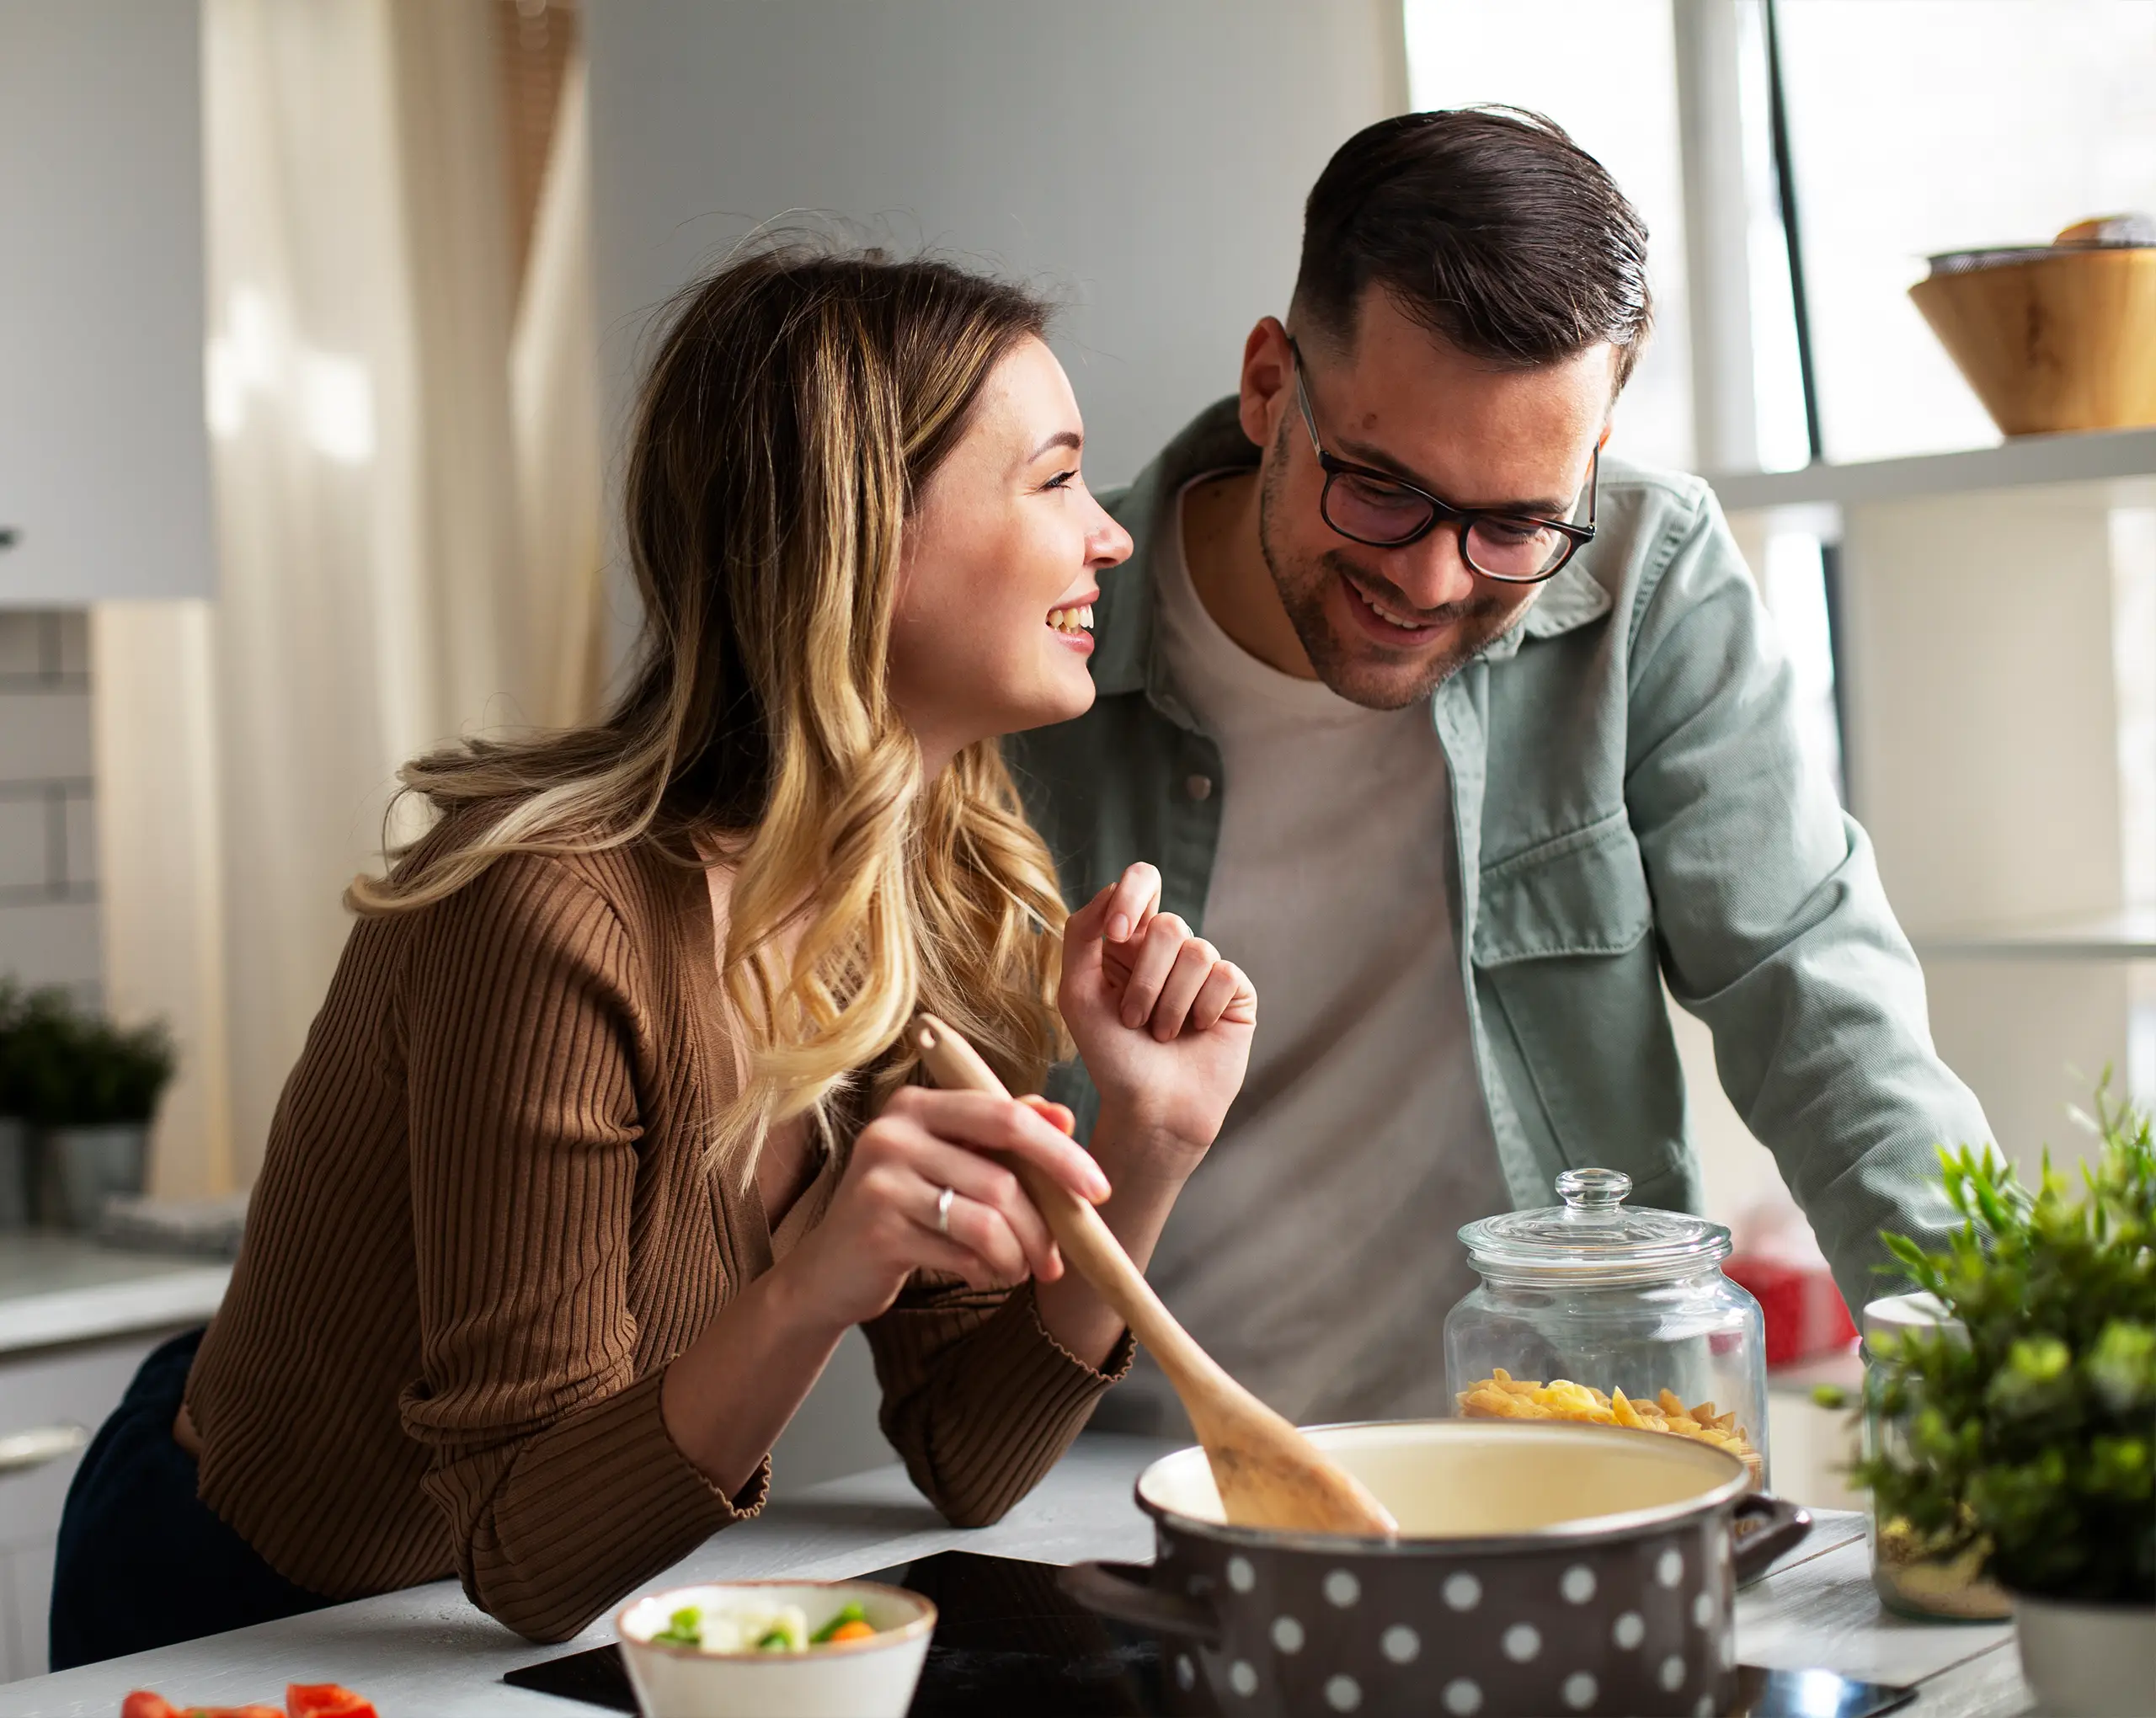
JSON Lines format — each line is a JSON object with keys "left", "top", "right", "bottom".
{"left": 1288, "top": 337, "right": 1598, "bottom": 584}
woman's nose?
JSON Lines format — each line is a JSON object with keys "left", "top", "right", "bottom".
{"left": 1088, "top": 512, "right": 1135, "bottom": 569}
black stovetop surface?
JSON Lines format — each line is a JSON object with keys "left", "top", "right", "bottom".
{"left": 501, "top": 1549, "right": 1911, "bottom": 1718}
{"left": 502, "top": 1550, "right": 1165, "bottom": 1715}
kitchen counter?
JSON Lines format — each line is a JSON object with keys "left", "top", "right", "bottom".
{"left": 0, "top": 1433, "right": 2031, "bottom": 1716}
{"left": 0, "top": 1236, "right": 229, "bottom": 1356}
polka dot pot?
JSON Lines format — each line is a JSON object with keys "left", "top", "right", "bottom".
{"left": 1060, "top": 1419, "right": 1810, "bottom": 1718}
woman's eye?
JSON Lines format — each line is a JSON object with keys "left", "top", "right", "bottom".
{"left": 1041, "top": 468, "right": 1080, "bottom": 492}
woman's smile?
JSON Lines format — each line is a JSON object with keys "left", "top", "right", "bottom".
{"left": 1046, "top": 594, "right": 1097, "bottom": 652}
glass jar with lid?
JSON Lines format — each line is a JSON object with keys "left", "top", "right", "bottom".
{"left": 1444, "top": 1167, "right": 1770, "bottom": 1488}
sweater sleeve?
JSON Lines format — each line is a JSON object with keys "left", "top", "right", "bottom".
{"left": 865, "top": 1274, "right": 1134, "bottom": 1527}
{"left": 395, "top": 853, "right": 763, "bottom": 1642}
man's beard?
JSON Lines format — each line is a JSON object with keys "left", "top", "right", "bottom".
{"left": 1256, "top": 435, "right": 1532, "bottom": 712}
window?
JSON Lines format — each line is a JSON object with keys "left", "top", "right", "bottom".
{"left": 1779, "top": 0, "right": 2156, "bottom": 462}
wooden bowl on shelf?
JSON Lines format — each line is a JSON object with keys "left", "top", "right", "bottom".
{"left": 1908, "top": 246, "right": 2156, "bottom": 435}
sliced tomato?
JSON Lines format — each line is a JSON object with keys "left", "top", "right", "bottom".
{"left": 120, "top": 1696, "right": 181, "bottom": 1718}
{"left": 286, "top": 1684, "right": 379, "bottom": 1718}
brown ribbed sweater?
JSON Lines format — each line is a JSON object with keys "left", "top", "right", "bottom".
{"left": 185, "top": 833, "right": 1129, "bottom": 1642}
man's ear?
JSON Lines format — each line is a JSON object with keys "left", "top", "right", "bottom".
{"left": 1237, "top": 316, "right": 1294, "bottom": 450}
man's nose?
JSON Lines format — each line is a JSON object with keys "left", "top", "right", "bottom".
{"left": 1380, "top": 523, "right": 1481, "bottom": 612}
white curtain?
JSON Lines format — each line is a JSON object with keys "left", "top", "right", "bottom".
{"left": 92, "top": 0, "right": 604, "bottom": 1196}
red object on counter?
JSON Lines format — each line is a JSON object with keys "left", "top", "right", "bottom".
{"left": 120, "top": 1689, "right": 374, "bottom": 1718}
{"left": 287, "top": 1688, "right": 379, "bottom": 1718}
{"left": 1724, "top": 1252, "right": 1858, "bottom": 1366}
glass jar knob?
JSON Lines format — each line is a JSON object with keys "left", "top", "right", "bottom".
{"left": 1556, "top": 1167, "right": 1632, "bottom": 1221}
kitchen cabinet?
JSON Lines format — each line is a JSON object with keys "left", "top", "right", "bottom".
{"left": 0, "top": 1240, "right": 228, "bottom": 1681}
{"left": 0, "top": 0, "right": 215, "bottom": 606}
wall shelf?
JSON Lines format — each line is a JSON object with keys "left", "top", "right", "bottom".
{"left": 1913, "top": 910, "right": 2156, "bottom": 963}
{"left": 1707, "top": 424, "right": 2156, "bottom": 513}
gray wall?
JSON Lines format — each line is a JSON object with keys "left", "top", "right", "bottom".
{"left": 0, "top": 0, "right": 212, "bottom": 605}
{"left": 583, "top": 0, "right": 1405, "bottom": 1491}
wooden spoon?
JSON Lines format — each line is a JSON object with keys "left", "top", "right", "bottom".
{"left": 910, "top": 1013, "right": 1398, "bottom": 1539}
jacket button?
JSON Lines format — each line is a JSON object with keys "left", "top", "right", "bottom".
{"left": 1184, "top": 773, "right": 1214, "bottom": 801}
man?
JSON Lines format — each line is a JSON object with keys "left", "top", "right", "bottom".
{"left": 1010, "top": 109, "right": 1986, "bottom": 1433}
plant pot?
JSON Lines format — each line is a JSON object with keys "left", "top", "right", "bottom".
{"left": 0, "top": 1117, "right": 30, "bottom": 1230}
{"left": 2011, "top": 1592, "right": 2156, "bottom": 1716}
{"left": 40, "top": 1123, "right": 149, "bottom": 1230}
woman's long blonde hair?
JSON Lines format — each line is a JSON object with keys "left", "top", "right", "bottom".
{"left": 350, "top": 246, "right": 1070, "bottom": 1166}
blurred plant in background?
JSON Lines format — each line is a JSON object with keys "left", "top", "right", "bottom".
{"left": 0, "top": 979, "right": 175, "bottom": 1129}
{"left": 1840, "top": 1081, "right": 2153, "bottom": 1603}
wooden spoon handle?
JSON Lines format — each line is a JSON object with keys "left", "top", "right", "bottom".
{"left": 907, "top": 1015, "right": 1226, "bottom": 1390}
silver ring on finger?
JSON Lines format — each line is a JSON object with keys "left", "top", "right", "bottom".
{"left": 935, "top": 1185, "right": 956, "bottom": 1235}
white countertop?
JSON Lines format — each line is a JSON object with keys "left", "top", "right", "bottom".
{"left": 0, "top": 1235, "right": 230, "bottom": 1355}
{"left": 0, "top": 1433, "right": 2031, "bottom": 1716}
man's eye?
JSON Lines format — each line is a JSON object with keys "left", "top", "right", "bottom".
{"left": 1479, "top": 518, "right": 1543, "bottom": 544}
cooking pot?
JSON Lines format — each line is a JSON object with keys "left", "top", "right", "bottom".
{"left": 1062, "top": 1419, "right": 1811, "bottom": 1717}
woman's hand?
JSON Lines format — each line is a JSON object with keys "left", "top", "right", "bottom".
{"left": 776, "top": 1088, "right": 1111, "bottom": 1333}
{"left": 1058, "top": 862, "right": 1257, "bottom": 1181}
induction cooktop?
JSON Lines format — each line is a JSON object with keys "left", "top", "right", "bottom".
{"left": 504, "top": 1550, "right": 1161, "bottom": 1715}
{"left": 500, "top": 1550, "right": 1913, "bottom": 1718}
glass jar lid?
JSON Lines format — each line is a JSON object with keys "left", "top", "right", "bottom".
{"left": 1459, "top": 1168, "right": 1732, "bottom": 1284}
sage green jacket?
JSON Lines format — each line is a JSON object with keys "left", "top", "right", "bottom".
{"left": 1007, "top": 399, "right": 1989, "bottom": 1316}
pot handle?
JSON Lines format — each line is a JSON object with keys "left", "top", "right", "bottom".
{"left": 1731, "top": 1493, "right": 1813, "bottom": 1584}
{"left": 1059, "top": 1561, "right": 1224, "bottom": 1646}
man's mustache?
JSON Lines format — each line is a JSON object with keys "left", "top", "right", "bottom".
{"left": 1323, "top": 551, "right": 1510, "bottom": 629}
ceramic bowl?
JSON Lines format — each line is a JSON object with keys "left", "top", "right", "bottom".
{"left": 616, "top": 1579, "right": 935, "bottom": 1718}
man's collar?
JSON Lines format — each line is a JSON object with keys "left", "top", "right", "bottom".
{"left": 1087, "top": 395, "right": 1613, "bottom": 696}
{"left": 1476, "top": 556, "right": 1614, "bottom": 663}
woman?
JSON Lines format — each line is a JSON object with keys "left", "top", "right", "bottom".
{"left": 50, "top": 248, "right": 1256, "bottom": 1665}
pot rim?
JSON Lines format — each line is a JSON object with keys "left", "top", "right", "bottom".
{"left": 1134, "top": 1418, "right": 1753, "bottom": 1556}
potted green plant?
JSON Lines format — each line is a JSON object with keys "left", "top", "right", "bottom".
{"left": 1846, "top": 1084, "right": 2153, "bottom": 1715}
{"left": 0, "top": 987, "right": 177, "bottom": 1230}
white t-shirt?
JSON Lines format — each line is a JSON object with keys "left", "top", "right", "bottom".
{"left": 1102, "top": 477, "right": 1509, "bottom": 1433}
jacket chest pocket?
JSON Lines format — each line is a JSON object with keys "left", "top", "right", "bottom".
{"left": 1473, "top": 809, "right": 1652, "bottom": 968}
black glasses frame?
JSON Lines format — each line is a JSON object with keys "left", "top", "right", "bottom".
{"left": 1287, "top": 337, "right": 1598, "bottom": 584}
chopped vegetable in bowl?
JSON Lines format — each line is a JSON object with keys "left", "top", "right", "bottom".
{"left": 647, "top": 1598, "right": 882, "bottom": 1653}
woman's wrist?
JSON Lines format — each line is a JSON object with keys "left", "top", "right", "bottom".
{"left": 1091, "top": 1092, "right": 1211, "bottom": 1195}
{"left": 659, "top": 1250, "right": 852, "bottom": 1493}
{"left": 756, "top": 1234, "right": 862, "bottom": 1347}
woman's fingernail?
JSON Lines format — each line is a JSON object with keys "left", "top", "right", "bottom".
{"left": 1107, "top": 912, "right": 1130, "bottom": 942}
{"left": 1089, "top": 1173, "right": 1112, "bottom": 1203}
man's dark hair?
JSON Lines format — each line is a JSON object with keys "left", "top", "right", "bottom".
{"left": 1292, "top": 107, "right": 1652, "bottom": 386}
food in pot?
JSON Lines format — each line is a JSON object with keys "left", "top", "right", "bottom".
{"left": 1457, "top": 1368, "right": 1764, "bottom": 1484}
{"left": 648, "top": 1597, "right": 880, "bottom": 1653}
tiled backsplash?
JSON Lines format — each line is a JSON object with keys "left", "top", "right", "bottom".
{"left": 0, "top": 612, "right": 99, "bottom": 1006}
